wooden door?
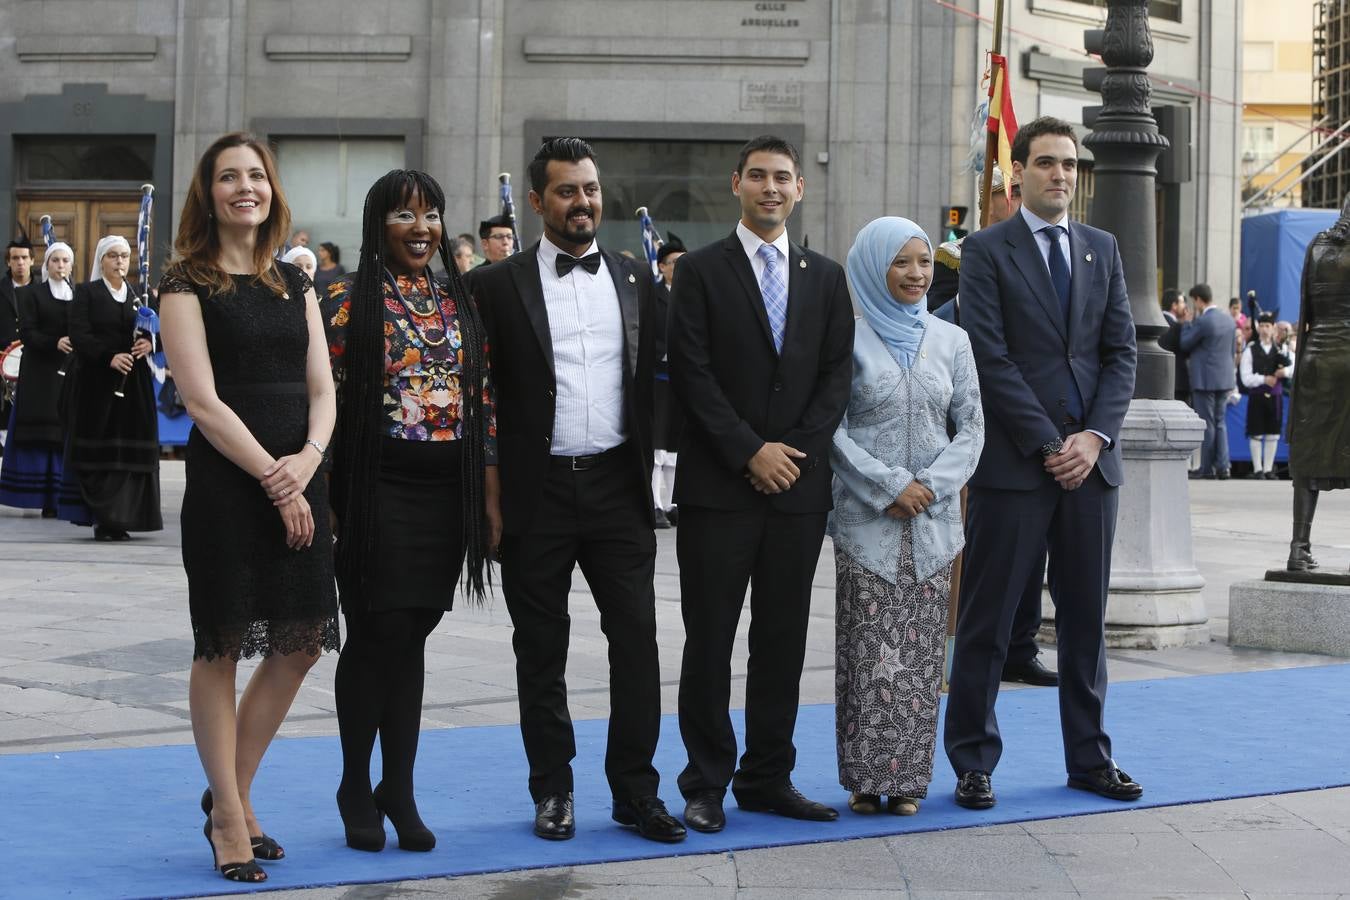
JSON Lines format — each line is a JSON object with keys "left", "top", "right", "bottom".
{"left": 16, "top": 192, "right": 144, "bottom": 284}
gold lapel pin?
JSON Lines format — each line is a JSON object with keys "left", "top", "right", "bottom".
{"left": 628, "top": 274, "right": 636, "bottom": 284}
{"left": 1085, "top": 252, "right": 1093, "bottom": 262}
{"left": 799, "top": 259, "right": 807, "bottom": 269}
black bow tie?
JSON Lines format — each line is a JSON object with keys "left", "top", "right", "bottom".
{"left": 556, "top": 252, "right": 601, "bottom": 278}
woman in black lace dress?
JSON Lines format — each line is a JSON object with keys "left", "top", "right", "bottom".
{"left": 159, "top": 133, "right": 338, "bottom": 884}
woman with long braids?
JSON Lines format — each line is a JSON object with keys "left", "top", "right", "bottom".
{"left": 323, "top": 170, "right": 498, "bottom": 853}
{"left": 159, "top": 132, "right": 338, "bottom": 884}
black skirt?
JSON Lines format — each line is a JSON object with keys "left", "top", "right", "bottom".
{"left": 345, "top": 437, "right": 466, "bottom": 613}
{"left": 1245, "top": 387, "right": 1284, "bottom": 437}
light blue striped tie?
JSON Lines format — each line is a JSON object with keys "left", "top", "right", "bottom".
{"left": 757, "top": 243, "right": 787, "bottom": 353}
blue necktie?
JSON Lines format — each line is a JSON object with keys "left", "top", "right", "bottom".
{"left": 757, "top": 244, "right": 787, "bottom": 353}
{"left": 1043, "top": 225, "right": 1071, "bottom": 323}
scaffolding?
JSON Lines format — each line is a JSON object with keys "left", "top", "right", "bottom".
{"left": 1307, "top": 0, "right": 1350, "bottom": 208}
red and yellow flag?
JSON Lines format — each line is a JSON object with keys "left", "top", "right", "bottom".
{"left": 987, "top": 52, "right": 1019, "bottom": 199}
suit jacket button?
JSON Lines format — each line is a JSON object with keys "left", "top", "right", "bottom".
{"left": 773, "top": 381, "right": 783, "bottom": 392}
{"left": 544, "top": 436, "right": 551, "bottom": 444}
{"left": 1067, "top": 353, "right": 1075, "bottom": 361}
{"left": 1058, "top": 399, "right": 1067, "bottom": 406}
{"left": 547, "top": 389, "right": 554, "bottom": 398}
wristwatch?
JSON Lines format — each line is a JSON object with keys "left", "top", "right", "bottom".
{"left": 1039, "top": 437, "right": 1065, "bottom": 458}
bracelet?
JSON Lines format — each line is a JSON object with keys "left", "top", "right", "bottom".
{"left": 304, "top": 439, "right": 326, "bottom": 458}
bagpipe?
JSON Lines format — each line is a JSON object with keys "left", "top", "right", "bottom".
{"left": 498, "top": 172, "right": 521, "bottom": 254}
{"left": 637, "top": 206, "right": 663, "bottom": 284}
{"left": 115, "top": 184, "right": 165, "bottom": 399}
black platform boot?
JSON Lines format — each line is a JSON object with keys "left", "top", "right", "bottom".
{"left": 1287, "top": 482, "right": 1320, "bottom": 572}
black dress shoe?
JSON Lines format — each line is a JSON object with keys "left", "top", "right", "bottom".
{"left": 1001, "top": 656, "right": 1059, "bottom": 687}
{"left": 533, "top": 792, "right": 575, "bottom": 841}
{"left": 612, "top": 796, "right": 687, "bottom": 843}
{"left": 1217, "top": 470, "right": 1230, "bottom": 481}
{"left": 734, "top": 782, "right": 838, "bottom": 821}
{"left": 665, "top": 506, "right": 679, "bottom": 527}
{"left": 954, "top": 771, "right": 996, "bottom": 809}
{"left": 1068, "top": 764, "right": 1143, "bottom": 801}
{"left": 683, "top": 790, "right": 726, "bottom": 833}
{"left": 653, "top": 508, "right": 671, "bottom": 529}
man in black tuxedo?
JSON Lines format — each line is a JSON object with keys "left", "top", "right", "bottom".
{"left": 943, "top": 117, "right": 1139, "bottom": 809}
{"left": 470, "top": 138, "right": 685, "bottom": 845}
{"left": 667, "top": 135, "right": 854, "bottom": 833}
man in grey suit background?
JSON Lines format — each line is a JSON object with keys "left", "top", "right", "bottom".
{"left": 1177, "top": 283, "right": 1237, "bottom": 480}
{"left": 943, "top": 116, "right": 1139, "bottom": 809}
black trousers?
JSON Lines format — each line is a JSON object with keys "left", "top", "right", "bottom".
{"left": 675, "top": 504, "right": 828, "bottom": 799}
{"left": 499, "top": 450, "right": 660, "bottom": 803}
{"left": 1007, "top": 548, "right": 1047, "bottom": 667}
{"left": 944, "top": 471, "right": 1117, "bottom": 778}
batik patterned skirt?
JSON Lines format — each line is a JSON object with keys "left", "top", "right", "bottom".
{"left": 835, "top": 531, "right": 951, "bottom": 798}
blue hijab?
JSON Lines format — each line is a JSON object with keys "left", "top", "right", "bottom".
{"left": 846, "top": 216, "right": 932, "bottom": 368}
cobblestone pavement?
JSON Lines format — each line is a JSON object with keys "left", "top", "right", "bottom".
{"left": 2, "top": 464, "right": 1348, "bottom": 898}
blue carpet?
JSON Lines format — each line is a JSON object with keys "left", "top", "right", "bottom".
{"left": 3, "top": 665, "right": 1349, "bottom": 900}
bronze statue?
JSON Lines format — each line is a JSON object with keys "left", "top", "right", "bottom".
{"left": 1287, "top": 192, "right": 1350, "bottom": 571}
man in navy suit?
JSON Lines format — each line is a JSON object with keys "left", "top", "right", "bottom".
{"left": 1177, "top": 283, "right": 1237, "bottom": 479}
{"left": 943, "top": 117, "right": 1139, "bottom": 808}
{"left": 931, "top": 174, "right": 1058, "bottom": 690}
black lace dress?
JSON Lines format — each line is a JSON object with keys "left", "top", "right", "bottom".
{"left": 159, "top": 262, "right": 339, "bottom": 661}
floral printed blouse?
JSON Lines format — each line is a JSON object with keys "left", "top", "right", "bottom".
{"left": 324, "top": 272, "right": 496, "bottom": 452}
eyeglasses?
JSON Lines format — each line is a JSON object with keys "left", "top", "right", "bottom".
{"left": 103, "top": 251, "right": 132, "bottom": 260}
{"left": 485, "top": 234, "right": 514, "bottom": 243}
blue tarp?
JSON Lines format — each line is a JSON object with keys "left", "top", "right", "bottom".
{"left": 1239, "top": 208, "right": 1337, "bottom": 324}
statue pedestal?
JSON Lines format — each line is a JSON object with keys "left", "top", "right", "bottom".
{"left": 1231, "top": 571, "right": 1350, "bottom": 657}
{"left": 1041, "top": 399, "right": 1210, "bottom": 649}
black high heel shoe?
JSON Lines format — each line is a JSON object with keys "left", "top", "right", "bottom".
{"left": 336, "top": 787, "right": 386, "bottom": 852}
{"left": 203, "top": 815, "right": 266, "bottom": 883}
{"left": 372, "top": 782, "right": 435, "bottom": 852}
{"left": 202, "top": 788, "right": 285, "bottom": 861}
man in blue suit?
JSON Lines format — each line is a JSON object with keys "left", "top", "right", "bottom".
{"left": 943, "top": 117, "right": 1139, "bottom": 809}
{"left": 1177, "top": 283, "right": 1236, "bottom": 479}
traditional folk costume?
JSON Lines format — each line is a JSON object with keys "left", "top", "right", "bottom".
{"left": 58, "top": 236, "right": 163, "bottom": 539}
{"left": 0, "top": 243, "right": 73, "bottom": 512}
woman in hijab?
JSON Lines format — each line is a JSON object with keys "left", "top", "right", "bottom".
{"left": 829, "top": 216, "right": 984, "bottom": 817}
{"left": 59, "top": 235, "right": 163, "bottom": 540}
{"left": 0, "top": 242, "right": 76, "bottom": 515}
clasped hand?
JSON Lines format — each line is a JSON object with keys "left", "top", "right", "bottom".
{"left": 746, "top": 442, "right": 807, "bottom": 494}
{"left": 1044, "top": 431, "right": 1105, "bottom": 491}
{"left": 261, "top": 446, "right": 321, "bottom": 507}
{"left": 885, "top": 479, "right": 935, "bottom": 520}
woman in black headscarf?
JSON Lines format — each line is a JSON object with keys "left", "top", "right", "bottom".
{"left": 323, "top": 169, "right": 498, "bottom": 852}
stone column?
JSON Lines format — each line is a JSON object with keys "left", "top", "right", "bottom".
{"left": 1044, "top": 0, "right": 1209, "bottom": 649}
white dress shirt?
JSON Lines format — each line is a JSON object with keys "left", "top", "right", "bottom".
{"left": 736, "top": 221, "right": 792, "bottom": 305}
{"left": 1020, "top": 205, "right": 1072, "bottom": 276}
{"left": 535, "top": 235, "right": 627, "bottom": 455}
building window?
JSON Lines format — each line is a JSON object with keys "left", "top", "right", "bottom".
{"left": 17, "top": 136, "right": 154, "bottom": 183}
{"left": 582, "top": 139, "right": 753, "bottom": 256}
{"left": 1062, "top": 0, "right": 1182, "bottom": 23}
{"left": 1242, "top": 125, "right": 1277, "bottom": 169}
{"left": 273, "top": 137, "right": 406, "bottom": 261}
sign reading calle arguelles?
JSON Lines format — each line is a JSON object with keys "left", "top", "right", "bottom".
{"left": 741, "top": 80, "right": 803, "bottom": 110}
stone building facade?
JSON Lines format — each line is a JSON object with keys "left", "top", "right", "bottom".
{"left": 0, "top": 0, "right": 1239, "bottom": 290}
